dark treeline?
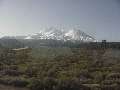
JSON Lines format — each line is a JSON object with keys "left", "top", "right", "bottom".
{"left": 1, "top": 38, "right": 120, "bottom": 49}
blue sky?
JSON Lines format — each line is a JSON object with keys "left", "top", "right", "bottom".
{"left": 0, "top": 0, "right": 120, "bottom": 41}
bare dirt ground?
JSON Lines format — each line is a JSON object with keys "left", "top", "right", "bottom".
{"left": 0, "top": 85, "right": 29, "bottom": 90}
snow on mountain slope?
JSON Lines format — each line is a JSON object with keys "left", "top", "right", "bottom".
{"left": 24, "top": 27, "right": 96, "bottom": 42}
{"left": 1, "top": 27, "right": 96, "bottom": 42}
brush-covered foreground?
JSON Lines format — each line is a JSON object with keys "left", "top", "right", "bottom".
{"left": 0, "top": 47, "right": 120, "bottom": 90}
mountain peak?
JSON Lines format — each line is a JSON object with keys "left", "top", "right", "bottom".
{"left": 1, "top": 27, "right": 96, "bottom": 42}
{"left": 24, "top": 27, "right": 96, "bottom": 42}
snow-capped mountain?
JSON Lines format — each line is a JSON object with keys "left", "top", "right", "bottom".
{"left": 1, "top": 27, "right": 96, "bottom": 42}
{"left": 24, "top": 27, "right": 96, "bottom": 42}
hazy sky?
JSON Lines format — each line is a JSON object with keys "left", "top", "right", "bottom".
{"left": 0, "top": 0, "right": 120, "bottom": 41}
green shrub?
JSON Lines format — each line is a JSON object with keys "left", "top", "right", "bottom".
{"left": 0, "top": 77, "right": 29, "bottom": 87}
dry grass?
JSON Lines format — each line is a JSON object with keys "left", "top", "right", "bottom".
{"left": 0, "top": 84, "right": 29, "bottom": 90}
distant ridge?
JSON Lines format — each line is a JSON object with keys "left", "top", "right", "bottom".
{"left": 1, "top": 27, "right": 96, "bottom": 42}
